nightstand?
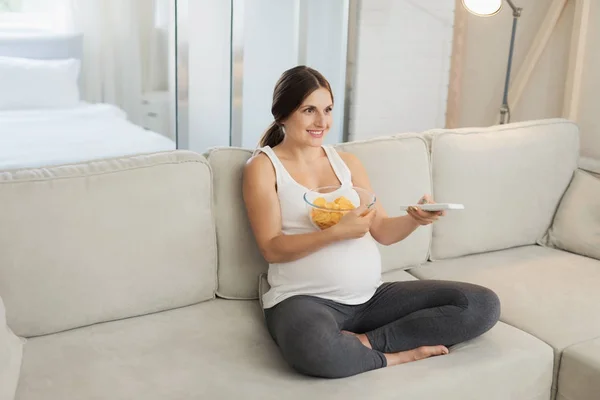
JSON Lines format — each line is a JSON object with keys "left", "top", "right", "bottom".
{"left": 140, "top": 91, "right": 174, "bottom": 140}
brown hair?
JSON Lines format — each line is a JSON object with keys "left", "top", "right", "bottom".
{"left": 259, "top": 65, "right": 333, "bottom": 148}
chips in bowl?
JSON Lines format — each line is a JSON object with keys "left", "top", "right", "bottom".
{"left": 304, "top": 186, "right": 376, "bottom": 230}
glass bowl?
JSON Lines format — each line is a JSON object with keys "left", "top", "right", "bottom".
{"left": 303, "top": 185, "right": 376, "bottom": 230}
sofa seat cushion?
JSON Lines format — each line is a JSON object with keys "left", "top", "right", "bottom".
{"left": 557, "top": 337, "right": 600, "bottom": 400}
{"left": 408, "top": 245, "right": 600, "bottom": 393}
{"left": 16, "top": 299, "right": 552, "bottom": 400}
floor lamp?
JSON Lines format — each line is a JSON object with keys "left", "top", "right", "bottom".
{"left": 462, "top": 0, "right": 522, "bottom": 124}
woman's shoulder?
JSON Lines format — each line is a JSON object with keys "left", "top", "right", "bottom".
{"left": 244, "top": 151, "right": 276, "bottom": 182}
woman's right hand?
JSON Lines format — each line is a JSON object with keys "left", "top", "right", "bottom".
{"left": 330, "top": 206, "right": 377, "bottom": 240}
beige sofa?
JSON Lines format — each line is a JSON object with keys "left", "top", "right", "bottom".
{"left": 1, "top": 119, "right": 599, "bottom": 400}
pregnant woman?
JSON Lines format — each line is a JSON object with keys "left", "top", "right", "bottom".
{"left": 242, "top": 65, "right": 501, "bottom": 378}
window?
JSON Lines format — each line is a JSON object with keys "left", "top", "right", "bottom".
{"left": 0, "top": 0, "right": 22, "bottom": 12}
{"left": 0, "top": 0, "right": 62, "bottom": 30}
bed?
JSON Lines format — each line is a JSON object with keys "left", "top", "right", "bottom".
{"left": 0, "top": 29, "right": 176, "bottom": 170}
{"left": 0, "top": 102, "right": 176, "bottom": 170}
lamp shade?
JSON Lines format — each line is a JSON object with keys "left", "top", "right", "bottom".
{"left": 462, "top": 0, "right": 502, "bottom": 16}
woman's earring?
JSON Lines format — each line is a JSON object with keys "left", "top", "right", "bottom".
{"left": 281, "top": 125, "right": 286, "bottom": 134}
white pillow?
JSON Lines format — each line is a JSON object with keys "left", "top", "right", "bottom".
{"left": 0, "top": 56, "right": 81, "bottom": 110}
{"left": 0, "top": 296, "right": 24, "bottom": 400}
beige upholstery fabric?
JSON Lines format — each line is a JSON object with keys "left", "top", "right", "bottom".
{"left": 258, "top": 273, "right": 269, "bottom": 310}
{"left": 1, "top": 297, "right": 23, "bottom": 400}
{"left": 424, "top": 119, "right": 579, "bottom": 260}
{"left": 0, "top": 151, "right": 217, "bottom": 337}
{"left": 542, "top": 169, "right": 600, "bottom": 260}
{"left": 557, "top": 337, "right": 600, "bottom": 400}
{"left": 16, "top": 299, "right": 553, "bottom": 400}
{"left": 204, "top": 147, "right": 268, "bottom": 300}
{"left": 381, "top": 268, "right": 419, "bottom": 282}
{"left": 408, "top": 245, "right": 600, "bottom": 394}
{"left": 579, "top": 156, "right": 600, "bottom": 177}
{"left": 207, "top": 136, "right": 432, "bottom": 299}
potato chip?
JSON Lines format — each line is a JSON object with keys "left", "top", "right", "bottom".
{"left": 335, "top": 196, "right": 354, "bottom": 209}
{"left": 313, "top": 197, "right": 327, "bottom": 207}
{"left": 310, "top": 195, "right": 357, "bottom": 230}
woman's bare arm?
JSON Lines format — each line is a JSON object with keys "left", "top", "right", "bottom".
{"left": 242, "top": 153, "right": 343, "bottom": 263}
{"left": 339, "top": 152, "right": 421, "bottom": 246}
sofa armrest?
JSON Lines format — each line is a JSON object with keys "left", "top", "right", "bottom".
{"left": 0, "top": 296, "right": 24, "bottom": 400}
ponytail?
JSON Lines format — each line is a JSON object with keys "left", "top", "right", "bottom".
{"left": 259, "top": 121, "right": 285, "bottom": 148}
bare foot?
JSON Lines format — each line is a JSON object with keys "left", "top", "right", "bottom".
{"left": 341, "top": 330, "right": 372, "bottom": 349}
{"left": 385, "top": 345, "right": 449, "bottom": 366}
{"left": 341, "top": 330, "right": 448, "bottom": 367}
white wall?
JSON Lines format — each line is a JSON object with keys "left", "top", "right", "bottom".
{"left": 349, "top": 0, "right": 455, "bottom": 140}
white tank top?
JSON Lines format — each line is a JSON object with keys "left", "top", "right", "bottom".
{"left": 256, "top": 145, "right": 383, "bottom": 309}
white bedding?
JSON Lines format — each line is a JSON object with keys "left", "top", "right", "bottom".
{"left": 0, "top": 102, "right": 176, "bottom": 170}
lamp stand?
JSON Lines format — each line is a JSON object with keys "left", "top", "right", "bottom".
{"left": 500, "top": 0, "right": 522, "bottom": 124}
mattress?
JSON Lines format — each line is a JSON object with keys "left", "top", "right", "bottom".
{"left": 0, "top": 102, "right": 176, "bottom": 170}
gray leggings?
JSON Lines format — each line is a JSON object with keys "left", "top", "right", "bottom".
{"left": 264, "top": 280, "right": 501, "bottom": 379}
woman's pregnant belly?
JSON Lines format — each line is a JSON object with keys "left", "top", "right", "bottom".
{"left": 266, "top": 234, "right": 383, "bottom": 305}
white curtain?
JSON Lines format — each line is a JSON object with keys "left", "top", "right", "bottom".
{"left": 148, "top": 0, "right": 170, "bottom": 92}
{"left": 21, "top": 0, "right": 170, "bottom": 126}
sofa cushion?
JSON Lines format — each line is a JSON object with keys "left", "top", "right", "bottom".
{"left": 424, "top": 119, "right": 579, "bottom": 260}
{"left": 541, "top": 169, "right": 600, "bottom": 260}
{"left": 16, "top": 299, "right": 553, "bottom": 400}
{"left": 557, "top": 337, "right": 600, "bottom": 400}
{"left": 0, "top": 151, "right": 217, "bottom": 337}
{"left": 204, "top": 147, "right": 268, "bottom": 300}
{"left": 206, "top": 135, "right": 432, "bottom": 300}
{"left": 1, "top": 296, "right": 24, "bottom": 400}
{"left": 579, "top": 156, "right": 600, "bottom": 178}
{"left": 408, "top": 245, "right": 600, "bottom": 394}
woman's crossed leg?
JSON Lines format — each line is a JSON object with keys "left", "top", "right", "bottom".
{"left": 264, "top": 280, "right": 500, "bottom": 379}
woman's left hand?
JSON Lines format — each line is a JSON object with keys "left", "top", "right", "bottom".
{"left": 407, "top": 194, "right": 446, "bottom": 226}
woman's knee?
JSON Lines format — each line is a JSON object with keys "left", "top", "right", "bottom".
{"left": 280, "top": 328, "right": 350, "bottom": 378}
{"left": 269, "top": 304, "right": 350, "bottom": 378}
{"left": 293, "top": 346, "right": 351, "bottom": 378}
{"left": 464, "top": 285, "right": 501, "bottom": 334}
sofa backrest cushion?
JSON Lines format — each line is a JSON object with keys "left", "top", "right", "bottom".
{"left": 0, "top": 151, "right": 217, "bottom": 337}
{"left": 425, "top": 119, "right": 580, "bottom": 260}
{"left": 207, "top": 135, "right": 432, "bottom": 299}
{"left": 541, "top": 169, "right": 600, "bottom": 260}
{"left": 204, "top": 148, "right": 267, "bottom": 300}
